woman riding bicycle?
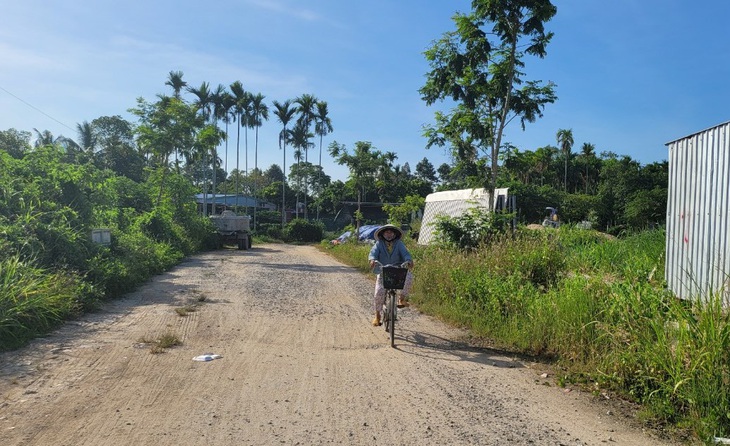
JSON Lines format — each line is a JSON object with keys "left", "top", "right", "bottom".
{"left": 368, "top": 224, "right": 414, "bottom": 327}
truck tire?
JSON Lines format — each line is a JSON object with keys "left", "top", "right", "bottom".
{"left": 247, "top": 235, "right": 252, "bottom": 250}
{"left": 237, "top": 238, "right": 244, "bottom": 250}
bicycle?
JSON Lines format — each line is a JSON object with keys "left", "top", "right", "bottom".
{"left": 373, "top": 261, "right": 410, "bottom": 348}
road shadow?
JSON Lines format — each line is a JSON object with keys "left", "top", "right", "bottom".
{"left": 211, "top": 245, "right": 283, "bottom": 258}
{"left": 253, "top": 262, "right": 359, "bottom": 274}
{"left": 388, "top": 327, "right": 527, "bottom": 370}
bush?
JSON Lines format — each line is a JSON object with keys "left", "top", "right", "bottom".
{"left": 284, "top": 218, "right": 324, "bottom": 243}
{"left": 256, "top": 210, "right": 282, "bottom": 226}
{"left": 258, "top": 223, "right": 284, "bottom": 240}
{"left": 433, "top": 206, "right": 514, "bottom": 250}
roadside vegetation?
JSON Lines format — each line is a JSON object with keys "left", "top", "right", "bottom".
{"left": 324, "top": 221, "right": 729, "bottom": 444}
{"left": 0, "top": 145, "right": 218, "bottom": 350}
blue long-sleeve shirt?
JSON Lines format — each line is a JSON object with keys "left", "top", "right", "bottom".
{"left": 368, "top": 239, "right": 412, "bottom": 274}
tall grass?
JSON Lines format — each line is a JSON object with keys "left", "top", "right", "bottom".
{"left": 0, "top": 255, "right": 84, "bottom": 350}
{"left": 323, "top": 227, "right": 730, "bottom": 441}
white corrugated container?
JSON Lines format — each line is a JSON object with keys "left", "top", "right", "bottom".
{"left": 665, "top": 121, "right": 730, "bottom": 303}
{"left": 417, "top": 187, "right": 509, "bottom": 245}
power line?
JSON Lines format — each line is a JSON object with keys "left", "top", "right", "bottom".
{"left": 0, "top": 84, "right": 75, "bottom": 132}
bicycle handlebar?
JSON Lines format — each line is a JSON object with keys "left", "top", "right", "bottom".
{"left": 371, "top": 260, "right": 412, "bottom": 269}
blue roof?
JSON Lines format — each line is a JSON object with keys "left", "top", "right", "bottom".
{"left": 195, "top": 194, "right": 272, "bottom": 208}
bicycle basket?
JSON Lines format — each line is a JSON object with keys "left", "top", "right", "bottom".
{"left": 382, "top": 266, "right": 408, "bottom": 290}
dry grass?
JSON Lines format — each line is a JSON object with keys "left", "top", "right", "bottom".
{"left": 136, "top": 332, "right": 182, "bottom": 354}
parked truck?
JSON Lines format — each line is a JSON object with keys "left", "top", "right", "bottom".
{"left": 210, "top": 210, "right": 252, "bottom": 250}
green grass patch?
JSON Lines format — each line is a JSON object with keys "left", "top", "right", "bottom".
{"left": 0, "top": 255, "right": 88, "bottom": 350}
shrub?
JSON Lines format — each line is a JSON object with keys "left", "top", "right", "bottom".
{"left": 433, "top": 206, "right": 514, "bottom": 250}
{"left": 284, "top": 219, "right": 324, "bottom": 243}
{"left": 258, "top": 223, "right": 284, "bottom": 240}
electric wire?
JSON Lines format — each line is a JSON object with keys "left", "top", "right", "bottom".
{"left": 0, "top": 84, "right": 75, "bottom": 132}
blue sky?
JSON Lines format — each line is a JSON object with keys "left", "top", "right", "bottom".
{"left": 2, "top": 1, "right": 729, "bottom": 183}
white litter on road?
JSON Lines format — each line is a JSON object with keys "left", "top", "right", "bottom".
{"left": 192, "top": 354, "right": 223, "bottom": 362}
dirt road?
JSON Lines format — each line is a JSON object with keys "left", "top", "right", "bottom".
{"left": 0, "top": 244, "right": 681, "bottom": 445}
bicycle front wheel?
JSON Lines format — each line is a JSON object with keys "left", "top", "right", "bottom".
{"left": 383, "top": 291, "right": 391, "bottom": 333}
{"left": 387, "top": 290, "right": 396, "bottom": 347}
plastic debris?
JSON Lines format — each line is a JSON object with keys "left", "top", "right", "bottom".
{"left": 193, "top": 353, "right": 223, "bottom": 362}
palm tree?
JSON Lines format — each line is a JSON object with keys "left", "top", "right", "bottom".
{"left": 273, "top": 99, "right": 296, "bottom": 228}
{"left": 32, "top": 128, "right": 80, "bottom": 160}
{"left": 533, "top": 145, "right": 555, "bottom": 186}
{"left": 314, "top": 101, "right": 333, "bottom": 220}
{"left": 165, "top": 70, "right": 187, "bottom": 99}
{"left": 32, "top": 128, "right": 62, "bottom": 148}
{"left": 76, "top": 121, "right": 97, "bottom": 158}
{"left": 187, "top": 82, "right": 213, "bottom": 215}
{"left": 294, "top": 94, "right": 317, "bottom": 218}
{"left": 209, "top": 83, "right": 228, "bottom": 214}
{"left": 241, "top": 92, "right": 254, "bottom": 214}
{"left": 219, "top": 91, "right": 235, "bottom": 195}
{"left": 580, "top": 142, "right": 595, "bottom": 194}
{"left": 230, "top": 81, "right": 247, "bottom": 211}
{"left": 556, "top": 129, "right": 574, "bottom": 192}
{"left": 289, "top": 120, "right": 314, "bottom": 219}
{"left": 250, "top": 93, "right": 269, "bottom": 230}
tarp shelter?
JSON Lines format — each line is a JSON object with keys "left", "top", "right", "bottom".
{"left": 417, "top": 188, "right": 509, "bottom": 245}
{"left": 333, "top": 224, "right": 381, "bottom": 244}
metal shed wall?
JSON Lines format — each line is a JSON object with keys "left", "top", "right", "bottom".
{"left": 665, "top": 121, "right": 730, "bottom": 303}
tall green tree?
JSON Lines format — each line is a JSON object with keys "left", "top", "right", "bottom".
{"left": 0, "top": 128, "right": 31, "bottom": 159}
{"left": 272, "top": 99, "right": 296, "bottom": 227}
{"left": 415, "top": 157, "right": 438, "bottom": 183}
{"left": 328, "top": 140, "right": 387, "bottom": 236}
{"left": 579, "top": 142, "right": 596, "bottom": 194}
{"left": 165, "top": 70, "right": 187, "bottom": 99}
{"left": 164, "top": 71, "right": 187, "bottom": 169}
{"left": 230, "top": 81, "right": 249, "bottom": 209}
{"left": 92, "top": 115, "right": 143, "bottom": 181}
{"left": 314, "top": 101, "right": 333, "bottom": 220}
{"left": 218, "top": 91, "right": 235, "bottom": 195}
{"left": 75, "top": 121, "right": 97, "bottom": 159}
{"left": 32, "top": 129, "right": 76, "bottom": 161}
{"left": 187, "top": 82, "right": 214, "bottom": 214}
{"left": 294, "top": 94, "right": 318, "bottom": 218}
{"left": 290, "top": 120, "right": 314, "bottom": 218}
{"left": 130, "top": 96, "right": 203, "bottom": 204}
{"left": 420, "top": 0, "right": 557, "bottom": 192}
{"left": 250, "top": 93, "right": 269, "bottom": 229}
{"left": 556, "top": 128, "right": 573, "bottom": 192}
{"left": 263, "top": 164, "right": 285, "bottom": 183}
{"left": 209, "top": 83, "right": 228, "bottom": 213}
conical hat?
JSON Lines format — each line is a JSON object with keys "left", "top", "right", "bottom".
{"left": 374, "top": 224, "right": 402, "bottom": 241}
